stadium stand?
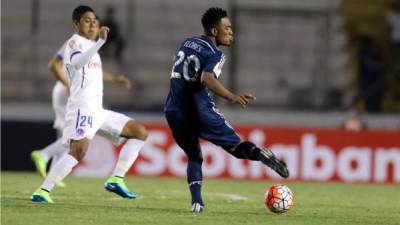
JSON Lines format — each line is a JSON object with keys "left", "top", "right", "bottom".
{"left": 4, "top": 0, "right": 400, "bottom": 113}
{"left": 2, "top": 0, "right": 353, "bottom": 110}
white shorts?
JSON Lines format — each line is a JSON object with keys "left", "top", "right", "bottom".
{"left": 62, "top": 108, "right": 131, "bottom": 147}
{"left": 52, "top": 82, "right": 68, "bottom": 131}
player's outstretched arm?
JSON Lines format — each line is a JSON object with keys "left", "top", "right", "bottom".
{"left": 48, "top": 56, "right": 69, "bottom": 88}
{"left": 71, "top": 26, "right": 110, "bottom": 70}
{"left": 201, "top": 72, "right": 256, "bottom": 108}
{"left": 103, "top": 71, "right": 132, "bottom": 89}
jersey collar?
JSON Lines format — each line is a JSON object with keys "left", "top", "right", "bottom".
{"left": 73, "top": 33, "right": 96, "bottom": 45}
{"left": 200, "top": 35, "right": 221, "bottom": 52}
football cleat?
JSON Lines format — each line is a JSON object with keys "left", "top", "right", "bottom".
{"left": 31, "top": 150, "right": 48, "bottom": 178}
{"left": 31, "top": 188, "right": 54, "bottom": 203}
{"left": 190, "top": 202, "right": 204, "bottom": 213}
{"left": 259, "top": 148, "right": 290, "bottom": 178}
{"left": 104, "top": 176, "right": 137, "bottom": 199}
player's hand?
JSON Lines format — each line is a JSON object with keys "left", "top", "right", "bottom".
{"left": 115, "top": 75, "right": 132, "bottom": 89}
{"left": 99, "top": 26, "right": 110, "bottom": 40}
{"left": 229, "top": 94, "right": 256, "bottom": 108}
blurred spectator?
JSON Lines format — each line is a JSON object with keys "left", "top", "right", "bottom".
{"left": 100, "top": 5, "right": 125, "bottom": 63}
{"left": 343, "top": 112, "right": 366, "bottom": 131}
{"left": 342, "top": 97, "right": 367, "bottom": 131}
{"left": 357, "top": 36, "right": 385, "bottom": 113}
{"left": 388, "top": 0, "right": 400, "bottom": 48}
{"left": 384, "top": 1, "right": 400, "bottom": 113}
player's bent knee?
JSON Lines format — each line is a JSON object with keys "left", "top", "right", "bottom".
{"left": 69, "top": 139, "right": 89, "bottom": 161}
{"left": 135, "top": 125, "right": 148, "bottom": 141}
{"left": 126, "top": 124, "right": 148, "bottom": 140}
{"left": 122, "top": 120, "right": 148, "bottom": 140}
{"left": 69, "top": 147, "right": 87, "bottom": 161}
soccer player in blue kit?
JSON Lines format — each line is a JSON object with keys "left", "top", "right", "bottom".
{"left": 164, "top": 7, "right": 289, "bottom": 213}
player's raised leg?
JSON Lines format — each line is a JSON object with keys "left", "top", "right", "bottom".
{"left": 205, "top": 137, "right": 289, "bottom": 178}
{"left": 230, "top": 142, "right": 289, "bottom": 178}
{"left": 104, "top": 119, "right": 148, "bottom": 199}
{"left": 199, "top": 111, "right": 289, "bottom": 178}
{"left": 31, "top": 138, "right": 89, "bottom": 203}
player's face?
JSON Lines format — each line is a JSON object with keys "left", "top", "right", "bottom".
{"left": 87, "top": 19, "right": 100, "bottom": 41}
{"left": 74, "top": 11, "right": 99, "bottom": 40}
{"left": 215, "top": 17, "right": 233, "bottom": 46}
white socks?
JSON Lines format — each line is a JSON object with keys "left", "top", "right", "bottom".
{"left": 40, "top": 139, "right": 144, "bottom": 191}
{"left": 112, "top": 139, "right": 145, "bottom": 177}
{"left": 41, "top": 154, "right": 78, "bottom": 191}
{"left": 38, "top": 138, "right": 67, "bottom": 162}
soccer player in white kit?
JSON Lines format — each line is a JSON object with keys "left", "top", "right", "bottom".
{"left": 31, "top": 5, "right": 148, "bottom": 203}
{"left": 30, "top": 22, "right": 132, "bottom": 188}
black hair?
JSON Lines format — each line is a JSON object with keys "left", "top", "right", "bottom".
{"left": 72, "top": 5, "right": 95, "bottom": 22}
{"left": 201, "top": 7, "right": 228, "bottom": 35}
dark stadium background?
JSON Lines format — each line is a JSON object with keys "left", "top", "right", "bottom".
{"left": 2, "top": 0, "right": 399, "bottom": 183}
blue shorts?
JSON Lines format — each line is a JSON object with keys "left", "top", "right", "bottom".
{"left": 165, "top": 109, "right": 241, "bottom": 160}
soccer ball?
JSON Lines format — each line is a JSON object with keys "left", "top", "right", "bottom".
{"left": 264, "top": 184, "right": 294, "bottom": 213}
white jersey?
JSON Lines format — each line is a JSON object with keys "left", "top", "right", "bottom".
{"left": 61, "top": 34, "right": 130, "bottom": 145}
{"left": 63, "top": 34, "right": 104, "bottom": 110}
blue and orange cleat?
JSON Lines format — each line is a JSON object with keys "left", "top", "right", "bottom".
{"left": 104, "top": 176, "right": 137, "bottom": 199}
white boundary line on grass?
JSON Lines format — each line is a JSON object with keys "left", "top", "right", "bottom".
{"left": 206, "top": 193, "right": 249, "bottom": 201}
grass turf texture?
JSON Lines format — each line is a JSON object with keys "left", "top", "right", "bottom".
{"left": 2, "top": 172, "right": 399, "bottom": 225}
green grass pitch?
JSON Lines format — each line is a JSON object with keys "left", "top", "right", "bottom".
{"left": 2, "top": 172, "right": 399, "bottom": 225}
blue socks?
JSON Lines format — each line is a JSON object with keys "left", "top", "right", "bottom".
{"left": 187, "top": 159, "right": 204, "bottom": 206}
{"left": 230, "top": 141, "right": 261, "bottom": 160}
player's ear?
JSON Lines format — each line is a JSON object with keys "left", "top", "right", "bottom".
{"left": 211, "top": 27, "right": 218, "bottom": 37}
{"left": 72, "top": 20, "right": 79, "bottom": 30}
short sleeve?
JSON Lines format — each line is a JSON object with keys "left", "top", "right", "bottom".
{"left": 55, "top": 41, "right": 68, "bottom": 60}
{"left": 66, "top": 38, "right": 83, "bottom": 61}
{"left": 203, "top": 53, "right": 226, "bottom": 78}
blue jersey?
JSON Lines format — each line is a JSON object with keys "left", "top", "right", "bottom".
{"left": 164, "top": 35, "right": 226, "bottom": 113}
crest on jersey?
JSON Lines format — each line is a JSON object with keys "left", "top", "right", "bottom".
{"left": 69, "top": 40, "right": 77, "bottom": 49}
{"left": 76, "top": 128, "right": 85, "bottom": 136}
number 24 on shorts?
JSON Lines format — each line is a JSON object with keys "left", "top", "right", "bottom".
{"left": 78, "top": 115, "right": 93, "bottom": 128}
